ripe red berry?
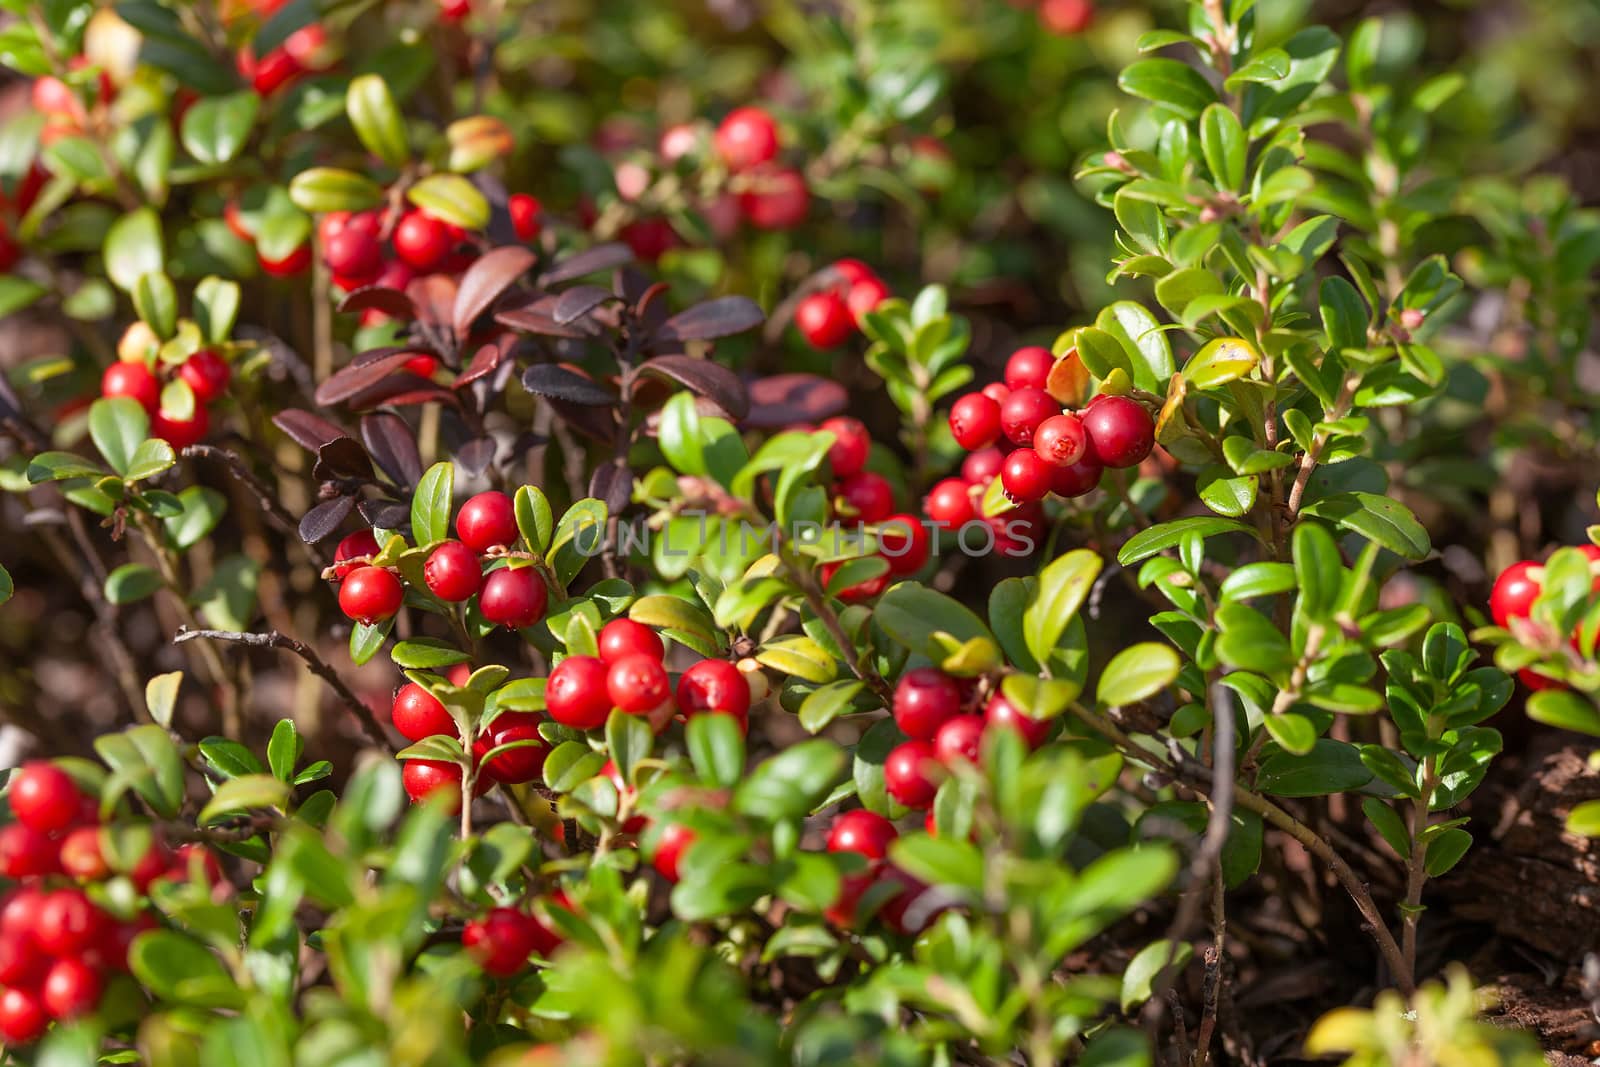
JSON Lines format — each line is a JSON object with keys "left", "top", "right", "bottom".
{"left": 41, "top": 957, "right": 102, "bottom": 1020}
{"left": 401, "top": 759, "right": 482, "bottom": 812}
{"left": 479, "top": 567, "right": 548, "bottom": 629}
{"left": 738, "top": 166, "right": 808, "bottom": 229}
{"left": 619, "top": 217, "right": 680, "bottom": 263}
{"left": 820, "top": 416, "right": 871, "bottom": 479}
{"left": 1081, "top": 395, "right": 1155, "bottom": 468}
{"left": 473, "top": 715, "right": 550, "bottom": 785}
{"left": 1039, "top": 0, "right": 1094, "bottom": 35}
{"left": 0, "top": 824, "right": 59, "bottom": 879}
{"left": 949, "top": 393, "right": 1002, "bottom": 451}
{"left": 1004, "top": 346, "right": 1056, "bottom": 390}
{"left": 101, "top": 360, "right": 160, "bottom": 412}
{"left": 675, "top": 659, "right": 751, "bottom": 725}
{"left": 509, "top": 193, "right": 542, "bottom": 241}
{"left": 0, "top": 931, "right": 44, "bottom": 989}
{"left": 391, "top": 682, "right": 456, "bottom": 742}
{"left": 820, "top": 559, "right": 892, "bottom": 603}
{"left": 423, "top": 540, "right": 482, "bottom": 602}
{"left": 924, "top": 478, "right": 976, "bottom": 529}
{"left": 934, "top": 714, "right": 985, "bottom": 765}
{"left": 893, "top": 668, "right": 963, "bottom": 740}
{"left": 178, "top": 349, "right": 231, "bottom": 403}
{"left": 439, "top": 0, "right": 471, "bottom": 19}
{"left": 10, "top": 761, "right": 81, "bottom": 834}
{"left": 546, "top": 656, "right": 612, "bottom": 730}
{"left": 795, "top": 291, "right": 855, "bottom": 349}
{"left": 456, "top": 491, "right": 519, "bottom": 552}
{"left": 606, "top": 654, "right": 671, "bottom": 716}
{"left": 827, "top": 809, "right": 898, "bottom": 861}
{"left": 0, "top": 889, "right": 45, "bottom": 941}
{"left": 1033, "top": 413, "right": 1087, "bottom": 467}
{"left": 962, "top": 447, "right": 1005, "bottom": 485}
{"left": 36, "top": 889, "right": 104, "bottom": 957}
{"left": 151, "top": 404, "right": 209, "bottom": 449}
{"left": 462, "top": 907, "right": 541, "bottom": 977}
{"left": 338, "top": 565, "right": 404, "bottom": 624}
{"left": 999, "top": 387, "right": 1059, "bottom": 447}
{"left": 402, "top": 353, "right": 439, "bottom": 378}
{"left": 1050, "top": 444, "right": 1104, "bottom": 499}
{"left": 980, "top": 382, "right": 1011, "bottom": 404}
{"left": 394, "top": 210, "right": 453, "bottom": 272}
{"left": 1001, "top": 448, "right": 1052, "bottom": 504}
{"left": 878, "top": 514, "right": 930, "bottom": 576}
{"left": 332, "top": 529, "right": 380, "bottom": 579}
{"left": 837, "top": 471, "right": 894, "bottom": 524}
{"left": 259, "top": 242, "right": 311, "bottom": 276}
{"left": 714, "top": 107, "right": 779, "bottom": 171}
{"left": 1490, "top": 560, "right": 1541, "bottom": 628}
{"left": 0, "top": 987, "right": 46, "bottom": 1045}
{"left": 324, "top": 226, "right": 382, "bottom": 282}
{"left": 984, "top": 692, "right": 1051, "bottom": 749}
{"left": 163, "top": 843, "right": 224, "bottom": 892}
{"left": 884, "top": 741, "right": 942, "bottom": 809}
{"left": 598, "top": 618, "right": 664, "bottom": 665}
{"left": 651, "top": 823, "right": 695, "bottom": 883}
{"left": 58, "top": 826, "right": 108, "bottom": 881}
{"left": 846, "top": 276, "right": 891, "bottom": 326}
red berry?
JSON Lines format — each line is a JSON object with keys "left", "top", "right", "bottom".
{"left": 178, "top": 349, "right": 231, "bottom": 403}
{"left": 949, "top": 393, "right": 1002, "bottom": 451}
{"left": 598, "top": 619, "right": 664, "bottom": 665}
{"left": 58, "top": 826, "right": 108, "bottom": 881}
{"left": 1033, "top": 413, "right": 1087, "bottom": 467}
{"left": 41, "top": 957, "right": 101, "bottom": 1020}
{"left": 1001, "top": 448, "right": 1052, "bottom": 504}
{"left": 962, "top": 447, "right": 1005, "bottom": 485}
{"left": 479, "top": 567, "right": 548, "bottom": 629}
{"left": 878, "top": 514, "right": 930, "bottom": 576}
{"left": 10, "top": 762, "right": 81, "bottom": 834}
{"left": 394, "top": 210, "right": 453, "bottom": 272}
{"left": 456, "top": 491, "right": 519, "bottom": 552}
{"left": 509, "top": 194, "right": 542, "bottom": 241}
{"left": 825, "top": 870, "right": 874, "bottom": 928}
{"left": 1005, "top": 346, "right": 1056, "bottom": 390}
{"left": 984, "top": 692, "right": 1051, "bottom": 749}
{"left": 884, "top": 741, "right": 941, "bottom": 809}
{"left": 1039, "top": 0, "right": 1095, "bottom": 35}
{"left": 339, "top": 565, "right": 404, "bottom": 624}
{"left": 151, "top": 404, "right": 209, "bottom": 449}
{"left": 546, "top": 656, "right": 612, "bottom": 730}
{"left": 714, "top": 107, "right": 779, "bottom": 171}
{"left": 675, "top": 659, "right": 751, "bottom": 725}
{"left": 820, "top": 416, "right": 871, "bottom": 479}
{"left": 283, "top": 22, "right": 334, "bottom": 71}
{"left": 738, "top": 166, "right": 808, "bottom": 229}
{"left": 100, "top": 914, "right": 155, "bottom": 973}
{"left": 101, "top": 361, "right": 160, "bottom": 412}
{"left": 832, "top": 259, "right": 876, "bottom": 286}
{"left": 1519, "top": 667, "right": 1563, "bottom": 691}
{"left": 462, "top": 907, "right": 541, "bottom": 976}
{"left": 0, "top": 987, "right": 46, "bottom": 1045}
{"left": 1050, "top": 445, "right": 1104, "bottom": 499}
{"left": 821, "top": 558, "right": 892, "bottom": 603}
{"left": 795, "top": 291, "right": 855, "bottom": 349}
{"left": 163, "top": 844, "right": 224, "bottom": 892}
{"left": 837, "top": 471, "right": 894, "bottom": 524}
{"left": 999, "top": 387, "right": 1059, "bottom": 447}
{"left": 893, "top": 668, "right": 963, "bottom": 740}
{"left": 402, "top": 353, "right": 439, "bottom": 378}
{"left": 324, "top": 226, "right": 382, "bottom": 281}
{"left": 924, "top": 478, "right": 976, "bottom": 529}
{"left": 827, "top": 809, "right": 898, "bottom": 861}
{"left": 1490, "top": 560, "right": 1541, "bottom": 628}
{"left": 980, "top": 382, "right": 1012, "bottom": 404}
{"left": 606, "top": 654, "right": 670, "bottom": 717}
{"left": 846, "top": 276, "right": 891, "bottom": 326}
{"left": 0, "top": 931, "right": 45, "bottom": 989}
{"left": 36, "top": 889, "right": 104, "bottom": 957}
{"left": 651, "top": 823, "right": 695, "bottom": 883}
{"left": 439, "top": 0, "right": 471, "bottom": 19}
{"left": 619, "top": 217, "right": 680, "bottom": 263}
{"left": 934, "top": 714, "right": 984, "bottom": 765}
{"left": 0, "top": 890, "right": 44, "bottom": 941}
{"left": 1081, "top": 395, "right": 1155, "bottom": 468}
{"left": 127, "top": 839, "right": 172, "bottom": 892}
{"left": 391, "top": 682, "right": 456, "bottom": 743}
{"left": 473, "top": 715, "right": 550, "bottom": 785}
{"left": 0, "top": 824, "right": 58, "bottom": 879}
{"left": 423, "top": 540, "right": 482, "bottom": 602}
{"left": 259, "top": 242, "right": 311, "bottom": 277}
{"left": 0, "top": 224, "right": 19, "bottom": 274}
{"left": 401, "top": 759, "right": 482, "bottom": 812}
{"left": 332, "top": 529, "right": 380, "bottom": 579}
{"left": 31, "top": 76, "right": 81, "bottom": 120}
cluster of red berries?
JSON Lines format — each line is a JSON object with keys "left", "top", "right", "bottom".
{"left": 332, "top": 490, "right": 550, "bottom": 632}
{"left": 0, "top": 763, "right": 220, "bottom": 1044}
{"left": 881, "top": 668, "right": 1050, "bottom": 812}
{"left": 234, "top": 5, "right": 337, "bottom": 98}
{"left": 822, "top": 809, "right": 940, "bottom": 936}
{"left": 713, "top": 106, "right": 810, "bottom": 232}
{"left": 1490, "top": 544, "right": 1600, "bottom": 690}
{"left": 1037, "top": 0, "right": 1095, "bottom": 35}
{"left": 460, "top": 901, "right": 568, "bottom": 976}
{"left": 99, "top": 323, "right": 229, "bottom": 449}
{"left": 32, "top": 58, "right": 116, "bottom": 151}
{"left": 794, "top": 260, "right": 892, "bottom": 350}
{"left": 437, "top": 0, "right": 472, "bottom": 20}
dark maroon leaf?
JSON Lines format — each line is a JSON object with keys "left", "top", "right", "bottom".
{"left": 339, "top": 286, "right": 415, "bottom": 320}
{"left": 655, "top": 296, "right": 765, "bottom": 342}
{"left": 299, "top": 495, "right": 354, "bottom": 544}
{"left": 633, "top": 281, "right": 672, "bottom": 333}
{"left": 589, "top": 460, "right": 633, "bottom": 515}
{"left": 455, "top": 339, "right": 511, "bottom": 389}
{"left": 314, "top": 437, "right": 375, "bottom": 481}
{"left": 553, "top": 285, "right": 616, "bottom": 325}
{"left": 406, "top": 274, "right": 459, "bottom": 329}
{"left": 522, "top": 363, "right": 615, "bottom": 406}
{"left": 360, "top": 412, "right": 423, "bottom": 488}
{"left": 538, "top": 242, "right": 634, "bottom": 286}
{"left": 358, "top": 499, "right": 410, "bottom": 530}
{"left": 452, "top": 246, "right": 538, "bottom": 338}
{"left": 274, "top": 409, "right": 349, "bottom": 452}
{"left": 547, "top": 398, "right": 619, "bottom": 442}
{"left": 454, "top": 436, "right": 498, "bottom": 476}
{"left": 343, "top": 376, "right": 463, "bottom": 412}
{"left": 314, "top": 351, "right": 417, "bottom": 406}
{"left": 633, "top": 355, "right": 749, "bottom": 421}
{"left": 744, "top": 373, "right": 850, "bottom": 428}
{"left": 496, "top": 295, "right": 596, "bottom": 339}
{"left": 351, "top": 345, "right": 422, "bottom": 369}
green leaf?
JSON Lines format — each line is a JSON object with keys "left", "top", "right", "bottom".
{"left": 798, "top": 679, "right": 867, "bottom": 733}
{"left": 164, "top": 486, "right": 227, "bottom": 549}
{"left": 1566, "top": 799, "right": 1600, "bottom": 837}
{"left": 0, "top": 563, "right": 10, "bottom": 607}
{"left": 1081, "top": 1027, "right": 1153, "bottom": 1067}
{"left": 125, "top": 437, "right": 176, "bottom": 482}
{"left": 604, "top": 708, "right": 653, "bottom": 784}
{"left": 1319, "top": 276, "right": 1368, "bottom": 354}
{"left": 1301, "top": 493, "right": 1430, "bottom": 561}
{"left": 887, "top": 834, "right": 983, "bottom": 895}
{"left": 266, "top": 719, "right": 302, "bottom": 782}
{"left": 1199, "top": 104, "right": 1245, "bottom": 191}
{"left": 192, "top": 555, "right": 261, "bottom": 632}
{"left": 756, "top": 635, "right": 837, "bottom": 684}
{"left": 26, "top": 451, "right": 106, "bottom": 483}
{"left": 407, "top": 174, "right": 489, "bottom": 230}
{"left": 287, "top": 167, "right": 385, "bottom": 213}
{"left": 390, "top": 639, "right": 471, "bottom": 670}
{"left": 96, "top": 725, "right": 185, "bottom": 819}
{"left": 543, "top": 742, "right": 606, "bottom": 792}
{"left": 658, "top": 390, "right": 706, "bottom": 476}
{"left": 346, "top": 74, "right": 408, "bottom": 168}
{"left": 104, "top": 208, "right": 164, "bottom": 292}
{"left": 200, "top": 774, "right": 291, "bottom": 824}
{"left": 687, "top": 712, "right": 746, "bottom": 788}
{"left": 0, "top": 276, "right": 46, "bottom": 318}
{"left": 733, "top": 739, "right": 847, "bottom": 821}
{"left": 180, "top": 91, "right": 259, "bottom": 165}
{"left": 1526, "top": 689, "right": 1600, "bottom": 737}
{"left": 514, "top": 484, "right": 555, "bottom": 554}
{"left": 104, "top": 562, "right": 162, "bottom": 605}
{"left": 1097, "top": 301, "right": 1174, "bottom": 392}
{"left": 1292, "top": 520, "right": 1341, "bottom": 620}
{"left": 876, "top": 582, "right": 994, "bottom": 663}
{"left": 194, "top": 276, "right": 241, "bottom": 345}
{"left": 1118, "top": 516, "right": 1257, "bottom": 565}
{"left": 1121, "top": 940, "right": 1194, "bottom": 1011}
{"left": 129, "top": 931, "right": 241, "bottom": 1008}
{"left": 1362, "top": 797, "right": 1411, "bottom": 858}
{"left": 1216, "top": 603, "right": 1292, "bottom": 676}
{"left": 1196, "top": 464, "right": 1257, "bottom": 517}
{"left": 410, "top": 461, "right": 454, "bottom": 548}
{"left": 1118, "top": 58, "right": 1217, "bottom": 119}
{"left": 1423, "top": 827, "right": 1471, "bottom": 877}
{"left": 1263, "top": 712, "right": 1316, "bottom": 755}
{"left": 1098, "top": 643, "right": 1180, "bottom": 707}
{"left": 1256, "top": 740, "right": 1372, "bottom": 797}
{"left": 1023, "top": 549, "right": 1101, "bottom": 669}
{"left": 348, "top": 618, "right": 390, "bottom": 666}
{"left": 550, "top": 498, "right": 607, "bottom": 587}
{"left": 89, "top": 396, "right": 149, "bottom": 476}
{"left": 1184, "top": 337, "right": 1260, "bottom": 389}
{"left": 132, "top": 271, "right": 178, "bottom": 339}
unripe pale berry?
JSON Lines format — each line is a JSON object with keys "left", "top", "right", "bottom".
{"left": 479, "top": 567, "right": 548, "bottom": 629}
{"left": 338, "top": 565, "right": 404, "bottom": 624}
{"left": 423, "top": 540, "right": 482, "bottom": 602}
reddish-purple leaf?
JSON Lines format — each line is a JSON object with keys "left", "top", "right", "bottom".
{"left": 299, "top": 495, "right": 354, "bottom": 544}
{"left": 553, "top": 285, "right": 616, "bottom": 325}
{"left": 589, "top": 460, "right": 632, "bottom": 514}
{"left": 406, "top": 274, "right": 459, "bottom": 329}
{"left": 343, "top": 375, "right": 463, "bottom": 411}
{"left": 496, "top": 294, "right": 596, "bottom": 338}
{"left": 454, "top": 436, "right": 498, "bottom": 476}
{"left": 633, "top": 355, "right": 749, "bottom": 421}
{"left": 313, "top": 437, "right": 375, "bottom": 482}
{"left": 360, "top": 412, "right": 424, "bottom": 488}
{"left": 274, "top": 409, "right": 349, "bottom": 452}
{"left": 350, "top": 345, "right": 421, "bottom": 369}
{"left": 452, "top": 246, "right": 538, "bottom": 338}
{"left": 538, "top": 242, "right": 634, "bottom": 286}
{"left": 547, "top": 398, "right": 619, "bottom": 442}
{"left": 744, "top": 373, "right": 850, "bottom": 428}
{"left": 339, "top": 286, "right": 416, "bottom": 320}
{"left": 522, "top": 363, "right": 615, "bottom": 406}
{"left": 314, "top": 351, "right": 417, "bottom": 406}
{"left": 655, "top": 296, "right": 765, "bottom": 342}
{"left": 455, "top": 339, "right": 510, "bottom": 389}
{"left": 357, "top": 499, "right": 410, "bottom": 530}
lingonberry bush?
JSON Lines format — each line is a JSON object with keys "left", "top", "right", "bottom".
{"left": 1, "top": 0, "right": 1598, "bottom": 1063}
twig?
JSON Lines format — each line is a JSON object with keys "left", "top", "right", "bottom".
{"left": 181, "top": 444, "right": 311, "bottom": 550}
{"left": 174, "top": 627, "right": 392, "bottom": 752}
{"left": 786, "top": 550, "right": 894, "bottom": 705}
{"left": 1161, "top": 679, "right": 1236, "bottom": 953}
